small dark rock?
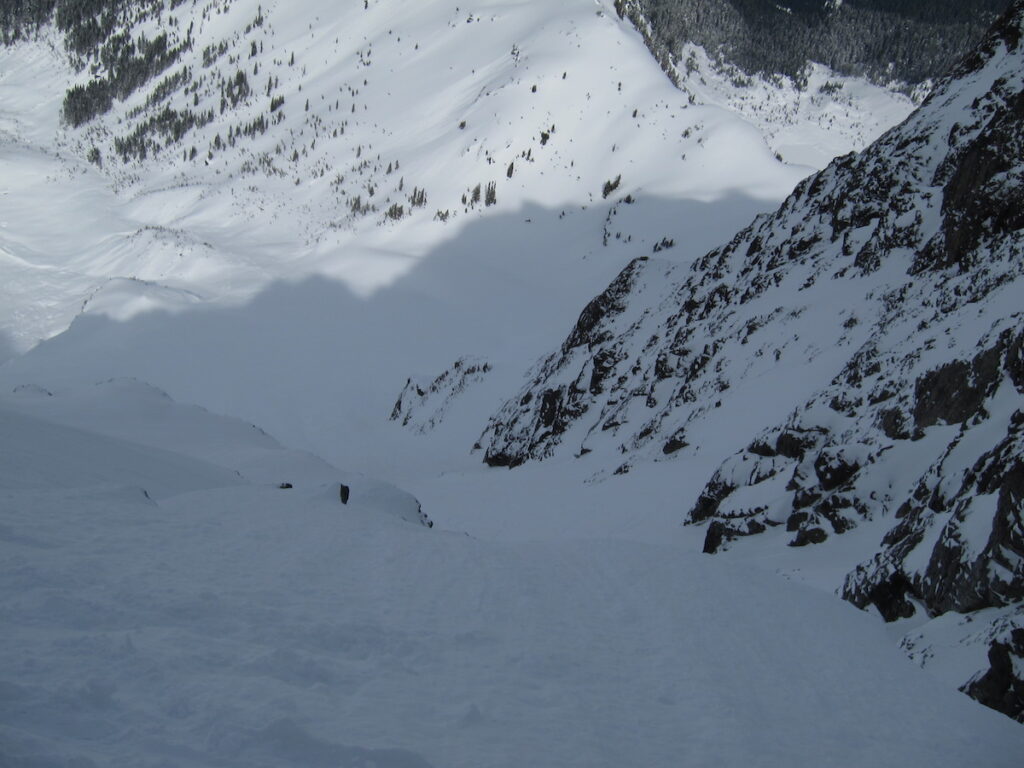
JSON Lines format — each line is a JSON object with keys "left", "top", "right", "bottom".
{"left": 867, "top": 571, "right": 918, "bottom": 622}
{"left": 775, "top": 430, "right": 818, "bottom": 459}
{"left": 813, "top": 448, "right": 861, "bottom": 491}
{"left": 539, "top": 388, "right": 564, "bottom": 429}
{"left": 688, "top": 479, "right": 735, "bottom": 523}
{"left": 703, "top": 521, "right": 728, "bottom": 554}
{"left": 1007, "top": 332, "right": 1024, "bottom": 392}
{"left": 789, "top": 527, "right": 828, "bottom": 547}
{"left": 484, "top": 451, "right": 524, "bottom": 469}
{"left": 662, "top": 431, "right": 688, "bottom": 455}
{"left": 792, "top": 488, "right": 822, "bottom": 510}
{"left": 962, "top": 628, "right": 1024, "bottom": 723}
{"left": 913, "top": 338, "right": 1004, "bottom": 429}
{"left": 590, "top": 350, "right": 620, "bottom": 395}
{"left": 786, "top": 511, "right": 809, "bottom": 532}
{"left": 654, "top": 352, "right": 673, "bottom": 380}
{"left": 878, "top": 407, "right": 910, "bottom": 440}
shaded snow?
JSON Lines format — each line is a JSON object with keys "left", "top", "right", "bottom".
{"left": 1, "top": 0, "right": 1017, "bottom": 761}
{"left": 1, "top": 384, "right": 1022, "bottom": 766}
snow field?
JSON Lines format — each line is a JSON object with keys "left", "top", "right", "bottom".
{"left": 2, "top": 385, "right": 1023, "bottom": 766}
{"left": 2, "top": 0, "right": 1019, "bottom": 762}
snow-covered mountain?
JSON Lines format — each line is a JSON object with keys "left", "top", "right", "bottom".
{"left": 478, "top": 0, "right": 1024, "bottom": 721}
{"left": 1, "top": 0, "right": 1023, "bottom": 759}
{"left": 0, "top": 0, "right": 916, "bottom": 360}
{"left": 0, "top": 0, "right": 921, "bottom": 490}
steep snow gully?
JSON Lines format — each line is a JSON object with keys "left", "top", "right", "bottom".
{"left": 1, "top": 0, "right": 1023, "bottom": 765}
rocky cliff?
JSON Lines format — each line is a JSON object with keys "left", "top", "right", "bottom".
{"left": 479, "top": 0, "right": 1024, "bottom": 721}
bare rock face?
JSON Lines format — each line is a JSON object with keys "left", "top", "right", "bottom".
{"left": 842, "top": 402, "right": 1024, "bottom": 618}
{"left": 477, "top": 1, "right": 1024, "bottom": 718}
{"left": 482, "top": 259, "right": 646, "bottom": 467}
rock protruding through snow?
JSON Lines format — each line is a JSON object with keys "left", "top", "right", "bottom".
{"left": 476, "top": 0, "right": 1024, "bottom": 718}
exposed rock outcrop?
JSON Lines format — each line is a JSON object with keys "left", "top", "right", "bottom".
{"left": 964, "top": 626, "right": 1024, "bottom": 723}
{"left": 478, "top": 1, "right": 1024, "bottom": 719}
{"left": 391, "top": 357, "right": 492, "bottom": 435}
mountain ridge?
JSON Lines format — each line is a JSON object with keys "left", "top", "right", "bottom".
{"left": 475, "top": 0, "right": 1024, "bottom": 721}
{"left": 1, "top": 0, "right": 1021, "bottom": 730}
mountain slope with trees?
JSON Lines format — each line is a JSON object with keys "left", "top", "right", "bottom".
{"left": 616, "top": 0, "right": 1006, "bottom": 88}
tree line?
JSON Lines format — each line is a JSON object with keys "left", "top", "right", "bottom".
{"left": 617, "top": 0, "right": 1008, "bottom": 87}
{"left": 2, "top": 1, "right": 191, "bottom": 126}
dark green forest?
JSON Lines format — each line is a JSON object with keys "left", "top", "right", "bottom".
{"left": 0, "top": 0, "right": 56, "bottom": 39}
{"left": 616, "top": 0, "right": 1008, "bottom": 86}
{"left": 1, "top": 0, "right": 191, "bottom": 127}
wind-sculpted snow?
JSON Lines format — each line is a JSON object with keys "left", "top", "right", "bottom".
{"left": 479, "top": 0, "right": 1024, "bottom": 719}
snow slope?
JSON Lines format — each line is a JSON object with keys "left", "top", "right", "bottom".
{"left": 0, "top": 0, "right": 806, "bottom": 357}
{"left": 0, "top": 0, "right": 840, "bottom": 485}
{"left": 0, "top": 0, "right": 920, "bottom": 511}
{"left": 1, "top": 381, "right": 1022, "bottom": 766}
{"left": 2, "top": 0, "right": 1018, "bottom": 755}
{"left": 475, "top": 0, "right": 1024, "bottom": 720}
{"left": 672, "top": 43, "right": 918, "bottom": 169}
